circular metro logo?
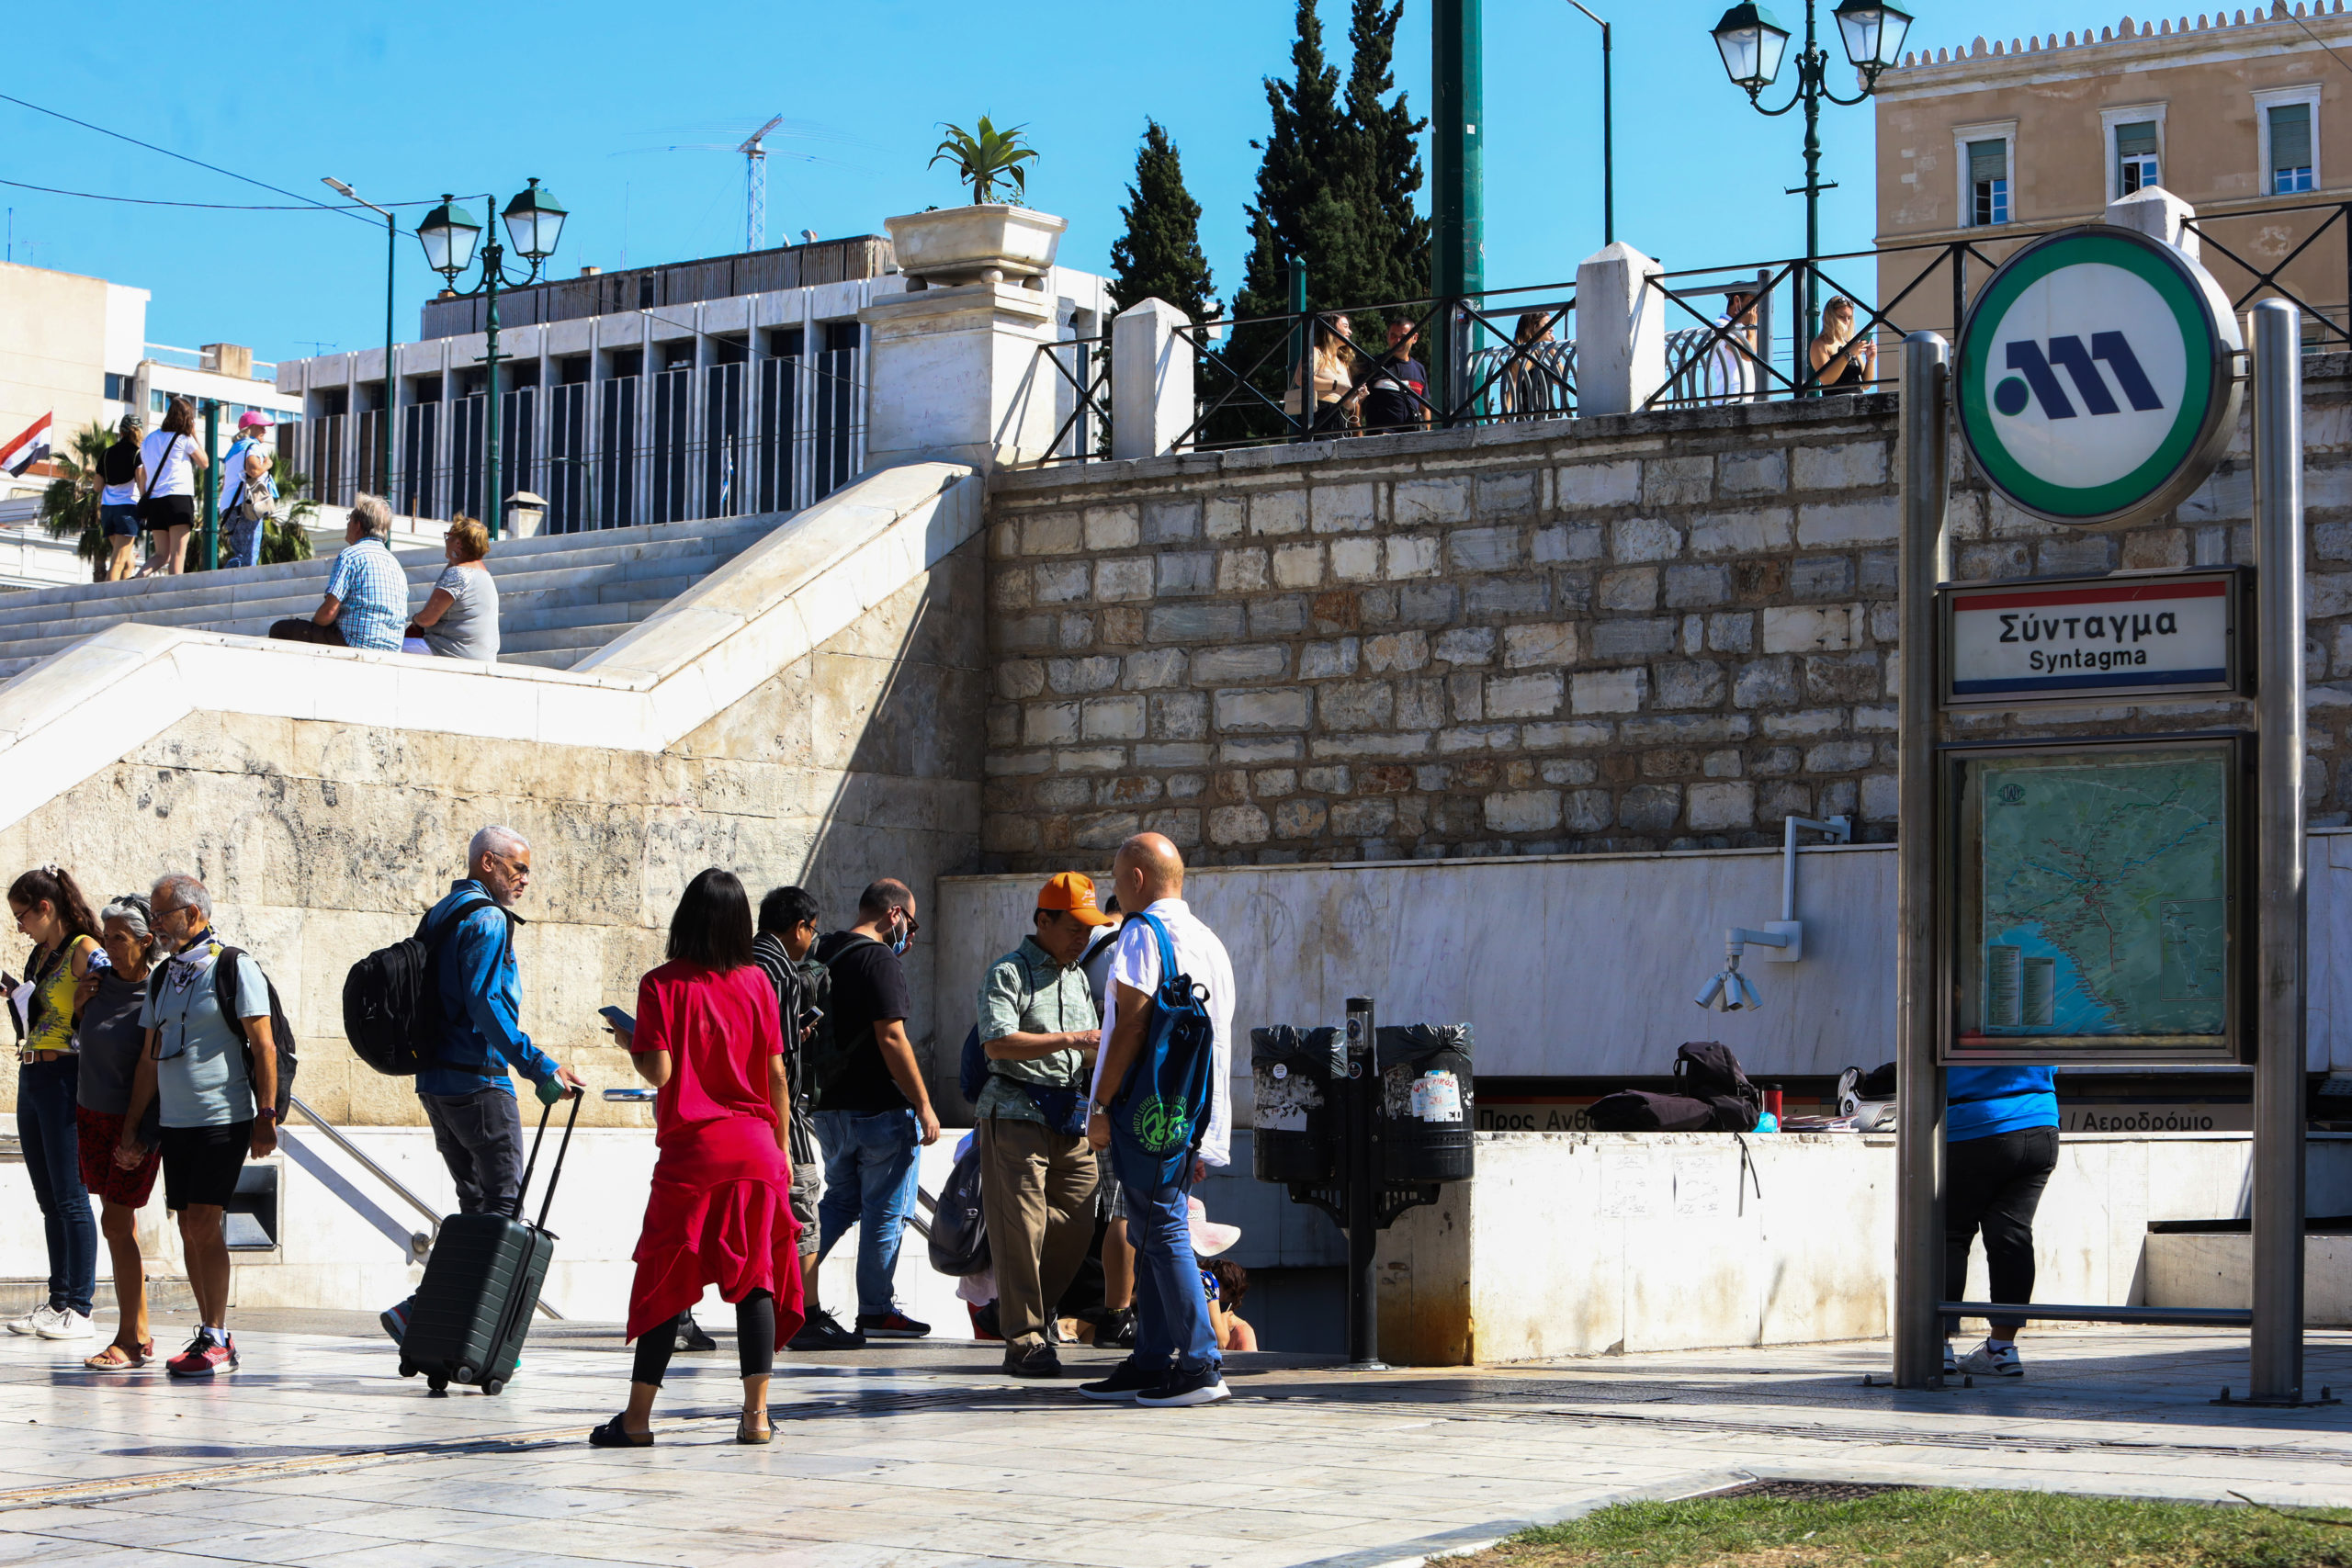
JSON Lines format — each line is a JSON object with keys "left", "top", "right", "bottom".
{"left": 1956, "top": 226, "right": 2240, "bottom": 529}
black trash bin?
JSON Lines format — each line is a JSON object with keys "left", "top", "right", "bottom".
{"left": 1375, "top": 1024, "right": 1475, "bottom": 1183}
{"left": 1251, "top": 1025, "right": 1346, "bottom": 1184}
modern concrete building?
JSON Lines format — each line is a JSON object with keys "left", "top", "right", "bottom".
{"left": 276, "top": 233, "right": 1110, "bottom": 533}
{"left": 1873, "top": 4, "right": 2352, "bottom": 341}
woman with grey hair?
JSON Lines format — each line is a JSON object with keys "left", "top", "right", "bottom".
{"left": 268, "top": 494, "right": 410, "bottom": 650}
{"left": 73, "top": 894, "right": 165, "bottom": 1368}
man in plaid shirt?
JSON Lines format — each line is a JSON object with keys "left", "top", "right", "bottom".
{"left": 268, "top": 493, "right": 411, "bottom": 650}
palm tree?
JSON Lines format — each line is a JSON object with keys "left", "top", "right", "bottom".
{"left": 262, "top": 461, "right": 316, "bottom": 565}
{"left": 36, "top": 421, "right": 115, "bottom": 580}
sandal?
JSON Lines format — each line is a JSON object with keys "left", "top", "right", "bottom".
{"left": 84, "top": 1341, "right": 153, "bottom": 1370}
{"left": 587, "top": 1414, "right": 652, "bottom": 1449}
{"left": 736, "top": 1414, "right": 774, "bottom": 1446}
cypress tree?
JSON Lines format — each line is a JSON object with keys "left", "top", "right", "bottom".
{"left": 1108, "top": 120, "right": 1217, "bottom": 325}
{"left": 1340, "top": 0, "right": 1430, "bottom": 310}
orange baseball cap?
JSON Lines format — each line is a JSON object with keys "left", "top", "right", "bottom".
{"left": 1037, "top": 871, "right": 1115, "bottom": 926}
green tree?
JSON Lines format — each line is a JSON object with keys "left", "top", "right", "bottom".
{"left": 1108, "top": 120, "right": 1217, "bottom": 326}
{"left": 263, "top": 463, "right": 317, "bottom": 565}
{"left": 1340, "top": 0, "right": 1430, "bottom": 310}
{"left": 36, "top": 421, "right": 115, "bottom": 578}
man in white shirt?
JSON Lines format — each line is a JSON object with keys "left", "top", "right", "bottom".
{"left": 1080, "top": 832, "right": 1236, "bottom": 1407}
{"left": 1708, "top": 289, "right": 1761, "bottom": 404}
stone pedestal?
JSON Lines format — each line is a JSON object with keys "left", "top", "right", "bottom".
{"left": 1574, "top": 241, "right": 1667, "bottom": 417}
{"left": 859, "top": 282, "right": 1068, "bottom": 473}
{"left": 2108, "top": 186, "right": 2199, "bottom": 259}
{"left": 1112, "top": 298, "right": 1195, "bottom": 460}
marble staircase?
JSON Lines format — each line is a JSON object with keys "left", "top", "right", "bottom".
{"left": 0, "top": 513, "right": 783, "bottom": 683}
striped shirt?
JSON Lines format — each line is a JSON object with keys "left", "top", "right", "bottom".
{"left": 325, "top": 536, "right": 410, "bottom": 651}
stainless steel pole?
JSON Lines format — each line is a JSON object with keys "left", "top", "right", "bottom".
{"left": 1893, "top": 330, "right": 1951, "bottom": 1389}
{"left": 2249, "top": 298, "right": 2308, "bottom": 1403}
{"left": 1344, "top": 995, "right": 1386, "bottom": 1371}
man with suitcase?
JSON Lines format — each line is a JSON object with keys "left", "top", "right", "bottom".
{"left": 381, "top": 827, "right": 583, "bottom": 1344}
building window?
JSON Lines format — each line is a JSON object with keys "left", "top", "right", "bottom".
{"left": 1969, "top": 138, "right": 2010, "bottom": 225}
{"left": 2117, "top": 120, "right": 2160, "bottom": 196}
{"left": 2269, "top": 102, "right": 2315, "bottom": 193}
{"left": 103, "top": 373, "right": 130, "bottom": 401}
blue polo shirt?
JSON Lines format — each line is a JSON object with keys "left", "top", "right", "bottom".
{"left": 1947, "top": 1066, "right": 2059, "bottom": 1143}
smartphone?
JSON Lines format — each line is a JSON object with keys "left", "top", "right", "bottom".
{"left": 598, "top": 1005, "right": 636, "bottom": 1034}
{"left": 603, "top": 1087, "right": 655, "bottom": 1102}
{"left": 797, "top": 1007, "right": 824, "bottom": 1030}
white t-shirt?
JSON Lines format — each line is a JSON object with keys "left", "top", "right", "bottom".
{"left": 1091, "top": 897, "right": 1236, "bottom": 1168}
{"left": 139, "top": 431, "right": 198, "bottom": 499}
{"left": 1709, "top": 314, "right": 1758, "bottom": 402}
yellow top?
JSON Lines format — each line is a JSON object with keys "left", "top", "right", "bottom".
{"left": 21, "top": 935, "right": 96, "bottom": 1055}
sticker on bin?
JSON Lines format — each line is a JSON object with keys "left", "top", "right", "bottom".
{"left": 1409, "top": 1070, "right": 1464, "bottom": 1123}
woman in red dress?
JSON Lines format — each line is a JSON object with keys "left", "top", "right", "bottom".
{"left": 592, "top": 868, "right": 805, "bottom": 1447}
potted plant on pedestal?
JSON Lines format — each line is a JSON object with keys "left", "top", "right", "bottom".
{"left": 886, "top": 116, "right": 1067, "bottom": 289}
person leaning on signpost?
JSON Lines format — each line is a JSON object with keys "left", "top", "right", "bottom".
{"left": 1941, "top": 1064, "right": 2059, "bottom": 1379}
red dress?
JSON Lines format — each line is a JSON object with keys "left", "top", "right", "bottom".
{"left": 623, "top": 960, "right": 806, "bottom": 1347}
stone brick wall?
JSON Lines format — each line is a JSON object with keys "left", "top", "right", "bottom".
{"left": 978, "top": 356, "right": 2352, "bottom": 870}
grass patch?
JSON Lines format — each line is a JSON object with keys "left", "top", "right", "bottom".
{"left": 1464, "top": 1485, "right": 2352, "bottom": 1567}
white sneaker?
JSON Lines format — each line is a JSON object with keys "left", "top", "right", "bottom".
{"left": 1956, "top": 1339, "right": 2023, "bottom": 1378}
{"left": 6, "top": 1305, "right": 58, "bottom": 1337}
{"left": 36, "top": 1310, "right": 93, "bottom": 1341}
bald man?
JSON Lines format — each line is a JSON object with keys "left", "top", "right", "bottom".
{"left": 1078, "top": 833, "right": 1237, "bottom": 1407}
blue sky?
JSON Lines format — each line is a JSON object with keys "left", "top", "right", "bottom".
{"left": 6, "top": 1, "right": 2057, "bottom": 362}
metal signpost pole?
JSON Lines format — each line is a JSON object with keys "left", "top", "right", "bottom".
{"left": 1343, "top": 996, "right": 1385, "bottom": 1371}
{"left": 1431, "top": 0, "right": 1483, "bottom": 424}
{"left": 2248, "top": 299, "right": 2309, "bottom": 1403}
{"left": 1893, "top": 331, "right": 1950, "bottom": 1390}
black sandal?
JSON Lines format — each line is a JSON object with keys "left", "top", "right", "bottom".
{"left": 588, "top": 1414, "right": 652, "bottom": 1448}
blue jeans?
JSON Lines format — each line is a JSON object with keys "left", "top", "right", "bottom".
{"left": 17, "top": 1059, "right": 96, "bottom": 1317}
{"left": 1112, "top": 1144, "right": 1220, "bottom": 1377}
{"left": 813, "top": 1109, "right": 921, "bottom": 1317}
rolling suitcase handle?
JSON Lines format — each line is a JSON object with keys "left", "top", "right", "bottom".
{"left": 510, "top": 1089, "right": 585, "bottom": 1230}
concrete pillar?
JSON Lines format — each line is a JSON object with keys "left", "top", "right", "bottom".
{"left": 1574, "top": 241, "right": 1667, "bottom": 417}
{"left": 2107, "top": 186, "right": 2199, "bottom": 260}
{"left": 1111, "top": 298, "right": 1194, "bottom": 461}
{"left": 858, "top": 282, "right": 1065, "bottom": 474}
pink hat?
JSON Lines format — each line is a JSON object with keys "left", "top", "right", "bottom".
{"left": 236, "top": 411, "right": 274, "bottom": 431}
{"left": 1186, "top": 1196, "right": 1240, "bottom": 1258}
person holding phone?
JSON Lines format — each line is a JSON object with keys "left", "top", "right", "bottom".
{"left": 593, "top": 868, "right": 804, "bottom": 1447}
{"left": 752, "top": 886, "right": 859, "bottom": 1351}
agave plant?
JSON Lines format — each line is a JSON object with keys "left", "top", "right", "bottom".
{"left": 930, "top": 116, "right": 1038, "bottom": 207}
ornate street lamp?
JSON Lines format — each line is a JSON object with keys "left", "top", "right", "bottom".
{"left": 1710, "top": 0, "right": 1912, "bottom": 378}
{"left": 417, "top": 178, "right": 567, "bottom": 536}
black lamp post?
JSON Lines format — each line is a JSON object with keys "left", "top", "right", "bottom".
{"left": 417, "top": 178, "right": 567, "bottom": 537}
{"left": 1710, "top": 0, "right": 1912, "bottom": 376}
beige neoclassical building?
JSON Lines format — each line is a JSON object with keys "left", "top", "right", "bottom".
{"left": 1873, "top": 6, "right": 2352, "bottom": 342}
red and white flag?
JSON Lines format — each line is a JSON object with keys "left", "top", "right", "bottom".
{"left": 0, "top": 412, "right": 52, "bottom": 477}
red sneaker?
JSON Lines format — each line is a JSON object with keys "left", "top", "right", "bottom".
{"left": 855, "top": 1310, "right": 932, "bottom": 1340}
{"left": 165, "top": 1332, "right": 237, "bottom": 1378}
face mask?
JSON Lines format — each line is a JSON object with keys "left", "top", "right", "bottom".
{"left": 889, "top": 918, "right": 910, "bottom": 956}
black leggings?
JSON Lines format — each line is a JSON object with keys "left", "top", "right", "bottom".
{"left": 630, "top": 1291, "right": 775, "bottom": 1386}
{"left": 1943, "top": 1126, "right": 2060, "bottom": 1336}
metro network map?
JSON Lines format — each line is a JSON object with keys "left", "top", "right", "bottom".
{"left": 1970, "top": 750, "right": 2229, "bottom": 1040}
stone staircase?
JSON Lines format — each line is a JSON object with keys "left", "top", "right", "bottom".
{"left": 0, "top": 513, "right": 783, "bottom": 683}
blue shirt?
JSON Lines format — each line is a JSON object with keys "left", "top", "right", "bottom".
{"left": 139, "top": 938, "right": 269, "bottom": 1128}
{"left": 1947, "top": 1066, "right": 2059, "bottom": 1143}
{"left": 325, "top": 536, "right": 410, "bottom": 652}
{"left": 413, "top": 881, "right": 559, "bottom": 1099}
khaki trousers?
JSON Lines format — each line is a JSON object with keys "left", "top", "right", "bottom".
{"left": 978, "top": 1116, "right": 1099, "bottom": 1349}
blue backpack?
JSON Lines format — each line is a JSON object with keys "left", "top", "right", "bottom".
{"left": 1104, "top": 912, "right": 1218, "bottom": 1188}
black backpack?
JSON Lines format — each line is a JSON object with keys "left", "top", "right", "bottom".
{"left": 1674, "top": 1041, "right": 1762, "bottom": 1133}
{"left": 147, "top": 943, "right": 298, "bottom": 1122}
{"left": 927, "top": 1139, "right": 989, "bottom": 1277}
{"left": 797, "top": 932, "right": 882, "bottom": 1101}
{"left": 342, "top": 894, "right": 503, "bottom": 1076}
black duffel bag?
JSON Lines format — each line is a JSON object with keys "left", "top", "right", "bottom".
{"left": 927, "top": 1141, "right": 990, "bottom": 1277}
{"left": 1587, "top": 1090, "right": 1716, "bottom": 1132}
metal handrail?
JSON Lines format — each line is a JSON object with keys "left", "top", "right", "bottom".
{"left": 285, "top": 1094, "right": 562, "bottom": 1320}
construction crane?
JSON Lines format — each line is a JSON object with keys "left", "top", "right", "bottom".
{"left": 739, "top": 114, "right": 784, "bottom": 254}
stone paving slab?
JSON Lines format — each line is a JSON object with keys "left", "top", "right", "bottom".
{"left": 6, "top": 1314, "right": 2352, "bottom": 1566}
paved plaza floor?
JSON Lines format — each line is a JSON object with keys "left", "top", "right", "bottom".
{"left": 5, "top": 1313, "right": 2352, "bottom": 1567}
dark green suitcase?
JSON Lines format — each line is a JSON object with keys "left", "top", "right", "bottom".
{"left": 399, "top": 1093, "right": 577, "bottom": 1395}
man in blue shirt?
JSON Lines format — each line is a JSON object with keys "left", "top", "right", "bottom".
{"left": 268, "top": 493, "right": 411, "bottom": 651}
{"left": 1944, "top": 1065, "right": 2060, "bottom": 1379}
{"left": 381, "top": 825, "right": 582, "bottom": 1344}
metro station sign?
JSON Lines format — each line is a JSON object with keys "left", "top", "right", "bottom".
{"left": 1956, "top": 225, "right": 2242, "bottom": 529}
{"left": 1939, "top": 568, "right": 2247, "bottom": 706}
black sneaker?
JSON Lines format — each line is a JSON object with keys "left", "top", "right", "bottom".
{"left": 673, "top": 1313, "right": 717, "bottom": 1353}
{"left": 1004, "top": 1342, "right": 1062, "bottom": 1380}
{"left": 1078, "top": 1359, "right": 1166, "bottom": 1403}
{"left": 856, "top": 1309, "right": 931, "bottom": 1340}
{"left": 1099, "top": 1307, "right": 1136, "bottom": 1348}
{"left": 1136, "top": 1364, "right": 1229, "bottom": 1407}
{"left": 787, "top": 1309, "right": 865, "bottom": 1352}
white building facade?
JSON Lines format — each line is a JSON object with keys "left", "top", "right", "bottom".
{"left": 276, "top": 235, "right": 1111, "bottom": 533}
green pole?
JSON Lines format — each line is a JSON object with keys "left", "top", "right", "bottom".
{"left": 200, "top": 399, "right": 220, "bottom": 571}
{"left": 383, "top": 208, "right": 395, "bottom": 498}
{"left": 1288, "top": 256, "right": 1308, "bottom": 440}
{"left": 1431, "top": 0, "right": 1485, "bottom": 423}
{"left": 484, "top": 238, "right": 503, "bottom": 540}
